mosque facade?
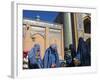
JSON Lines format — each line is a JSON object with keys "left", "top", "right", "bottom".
{"left": 23, "top": 12, "right": 91, "bottom": 69}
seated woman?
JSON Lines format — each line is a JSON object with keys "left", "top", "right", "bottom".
{"left": 28, "top": 44, "right": 43, "bottom": 69}
{"left": 69, "top": 44, "right": 77, "bottom": 66}
{"left": 43, "top": 44, "right": 60, "bottom": 68}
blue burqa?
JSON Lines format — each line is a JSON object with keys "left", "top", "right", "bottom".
{"left": 28, "top": 44, "right": 43, "bottom": 68}
{"left": 43, "top": 44, "right": 60, "bottom": 68}
{"left": 76, "top": 37, "right": 89, "bottom": 66}
{"left": 85, "top": 38, "right": 91, "bottom": 66}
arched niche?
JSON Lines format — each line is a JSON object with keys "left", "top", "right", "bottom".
{"left": 83, "top": 16, "right": 91, "bottom": 34}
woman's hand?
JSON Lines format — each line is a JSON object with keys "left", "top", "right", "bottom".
{"left": 73, "top": 58, "right": 80, "bottom": 66}
{"left": 51, "top": 64, "right": 56, "bottom": 68}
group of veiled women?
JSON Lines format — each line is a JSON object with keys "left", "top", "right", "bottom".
{"left": 28, "top": 37, "right": 91, "bottom": 69}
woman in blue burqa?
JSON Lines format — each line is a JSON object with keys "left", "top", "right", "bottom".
{"left": 43, "top": 44, "right": 60, "bottom": 68}
{"left": 85, "top": 38, "right": 91, "bottom": 66}
{"left": 76, "top": 37, "right": 90, "bottom": 66}
{"left": 28, "top": 44, "right": 43, "bottom": 69}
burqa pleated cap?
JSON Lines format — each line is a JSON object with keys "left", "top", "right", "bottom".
{"left": 50, "top": 44, "right": 57, "bottom": 50}
{"left": 34, "top": 44, "right": 40, "bottom": 51}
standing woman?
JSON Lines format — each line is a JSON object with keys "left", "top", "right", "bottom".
{"left": 28, "top": 44, "right": 43, "bottom": 69}
{"left": 85, "top": 38, "right": 91, "bottom": 66}
{"left": 76, "top": 37, "right": 88, "bottom": 66}
{"left": 43, "top": 44, "right": 60, "bottom": 68}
